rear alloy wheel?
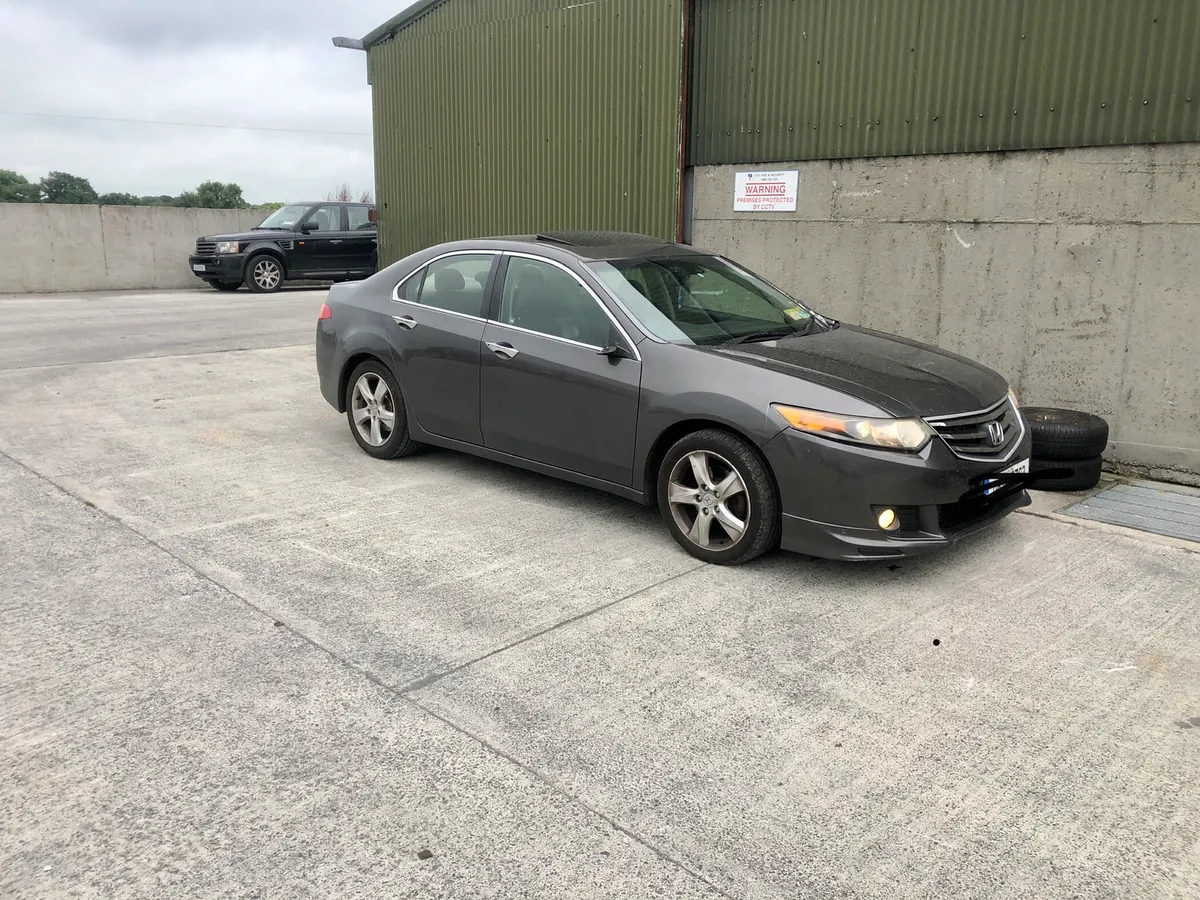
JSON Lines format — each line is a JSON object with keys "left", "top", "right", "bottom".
{"left": 658, "top": 429, "right": 780, "bottom": 565}
{"left": 245, "top": 254, "right": 284, "bottom": 293}
{"left": 207, "top": 279, "right": 241, "bottom": 292}
{"left": 344, "top": 360, "right": 421, "bottom": 459}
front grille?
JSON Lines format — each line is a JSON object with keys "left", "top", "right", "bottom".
{"left": 196, "top": 241, "right": 217, "bottom": 255}
{"left": 926, "top": 397, "right": 1022, "bottom": 461}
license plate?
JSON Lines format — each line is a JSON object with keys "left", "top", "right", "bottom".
{"left": 980, "top": 459, "right": 1029, "bottom": 496}
{"left": 192, "top": 264, "right": 206, "bottom": 272}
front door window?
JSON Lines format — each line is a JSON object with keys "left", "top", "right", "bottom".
{"left": 499, "top": 257, "right": 612, "bottom": 348}
{"left": 305, "top": 205, "right": 344, "bottom": 232}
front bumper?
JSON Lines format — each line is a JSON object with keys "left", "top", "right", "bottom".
{"left": 762, "top": 425, "right": 1034, "bottom": 561}
{"left": 188, "top": 254, "right": 247, "bottom": 282}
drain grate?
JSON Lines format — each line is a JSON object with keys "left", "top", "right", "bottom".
{"left": 1062, "top": 483, "right": 1200, "bottom": 543}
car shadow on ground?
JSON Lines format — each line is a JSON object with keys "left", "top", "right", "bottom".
{"left": 366, "top": 438, "right": 1010, "bottom": 582}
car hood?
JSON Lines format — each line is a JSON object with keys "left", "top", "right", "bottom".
{"left": 709, "top": 324, "right": 1009, "bottom": 417}
{"left": 198, "top": 230, "right": 293, "bottom": 242}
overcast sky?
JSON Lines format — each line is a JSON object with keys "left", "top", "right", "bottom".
{"left": 0, "top": 0, "right": 414, "bottom": 203}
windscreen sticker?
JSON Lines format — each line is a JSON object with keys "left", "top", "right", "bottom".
{"left": 782, "top": 307, "right": 811, "bottom": 322}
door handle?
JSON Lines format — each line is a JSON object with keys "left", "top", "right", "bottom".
{"left": 485, "top": 341, "right": 519, "bottom": 359}
{"left": 329, "top": 239, "right": 343, "bottom": 244}
{"left": 392, "top": 315, "right": 418, "bottom": 330}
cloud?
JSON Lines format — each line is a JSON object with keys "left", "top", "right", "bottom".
{"left": 0, "top": 0, "right": 409, "bottom": 202}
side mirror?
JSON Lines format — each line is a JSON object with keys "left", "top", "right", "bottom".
{"left": 596, "top": 343, "right": 633, "bottom": 360}
{"left": 300, "top": 221, "right": 319, "bottom": 233}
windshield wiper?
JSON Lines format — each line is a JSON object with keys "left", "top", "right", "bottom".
{"left": 252, "top": 226, "right": 288, "bottom": 231}
{"left": 724, "top": 328, "right": 796, "bottom": 345}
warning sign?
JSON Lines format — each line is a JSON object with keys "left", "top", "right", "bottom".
{"left": 733, "top": 170, "right": 799, "bottom": 212}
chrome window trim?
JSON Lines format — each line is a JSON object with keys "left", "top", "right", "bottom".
{"left": 391, "top": 294, "right": 489, "bottom": 324}
{"left": 386, "top": 248, "right": 642, "bottom": 362}
{"left": 389, "top": 249, "right": 503, "bottom": 320}
{"left": 497, "top": 251, "right": 642, "bottom": 362}
{"left": 487, "top": 320, "right": 606, "bottom": 353}
{"left": 924, "top": 395, "right": 1026, "bottom": 464}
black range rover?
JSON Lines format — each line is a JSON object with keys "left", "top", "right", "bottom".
{"left": 189, "top": 201, "right": 378, "bottom": 292}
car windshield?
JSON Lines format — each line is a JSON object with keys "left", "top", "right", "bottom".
{"left": 255, "top": 204, "right": 310, "bottom": 230}
{"left": 588, "top": 255, "right": 834, "bottom": 345}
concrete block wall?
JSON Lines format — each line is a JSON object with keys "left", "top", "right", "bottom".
{"left": 690, "top": 144, "right": 1200, "bottom": 483}
{"left": 0, "top": 204, "right": 269, "bottom": 293}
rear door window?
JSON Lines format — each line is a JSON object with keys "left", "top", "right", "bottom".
{"left": 347, "top": 206, "right": 375, "bottom": 231}
{"left": 402, "top": 254, "right": 495, "bottom": 317}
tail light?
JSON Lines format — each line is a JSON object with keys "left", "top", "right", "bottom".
{"left": 318, "top": 302, "right": 332, "bottom": 320}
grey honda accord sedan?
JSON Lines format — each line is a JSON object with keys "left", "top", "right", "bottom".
{"left": 316, "top": 231, "right": 1032, "bottom": 565}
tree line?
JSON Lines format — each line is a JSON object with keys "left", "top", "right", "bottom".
{"left": 0, "top": 169, "right": 257, "bottom": 208}
{"left": 2, "top": 170, "right": 374, "bottom": 209}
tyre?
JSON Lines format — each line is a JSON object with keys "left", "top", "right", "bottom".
{"left": 207, "top": 279, "right": 241, "bottom": 292}
{"left": 344, "top": 359, "right": 421, "bottom": 459}
{"left": 1029, "top": 456, "right": 1103, "bottom": 492}
{"left": 657, "top": 428, "right": 780, "bottom": 565}
{"left": 244, "top": 254, "right": 284, "bottom": 293}
{"left": 1022, "top": 407, "right": 1109, "bottom": 460}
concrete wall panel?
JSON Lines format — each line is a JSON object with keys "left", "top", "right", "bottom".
{"left": 0, "top": 205, "right": 270, "bottom": 294}
{"left": 1115, "top": 226, "right": 1200, "bottom": 479}
{"left": 1020, "top": 224, "right": 1137, "bottom": 424}
{"left": 936, "top": 223, "right": 1037, "bottom": 387}
{"left": 0, "top": 203, "right": 57, "bottom": 292}
{"left": 44, "top": 205, "right": 107, "bottom": 293}
{"left": 858, "top": 224, "right": 943, "bottom": 345}
{"left": 690, "top": 144, "right": 1200, "bottom": 481}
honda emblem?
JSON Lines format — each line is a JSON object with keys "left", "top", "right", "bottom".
{"left": 986, "top": 421, "right": 1005, "bottom": 446}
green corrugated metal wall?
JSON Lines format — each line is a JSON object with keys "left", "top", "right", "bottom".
{"left": 367, "top": 0, "right": 685, "bottom": 266}
{"left": 689, "top": 0, "right": 1200, "bottom": 165}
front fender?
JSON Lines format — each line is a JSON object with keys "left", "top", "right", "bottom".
{"left": 241, "top": 241, "right": 289, "bottom": 275}
{"left": 632, "top": 341, "right": 886, "bottom": 497}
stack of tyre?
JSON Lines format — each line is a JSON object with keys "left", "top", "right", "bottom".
{"left": 1020, "top": 407, "right": 1110, "bottom": 492}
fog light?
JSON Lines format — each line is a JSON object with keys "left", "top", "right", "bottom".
{"left": 877, "top": 508, "right": 899, "bottom": 531}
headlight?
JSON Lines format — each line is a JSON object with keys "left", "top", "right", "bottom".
{"left": 216, "top": 241, "right": 240, "bottom": 254}
{"left": 772, "top": 403, "right": 935, "bottom": 452}
{"left": 1007, "top": 387, "right": 1019, "bottom": 409}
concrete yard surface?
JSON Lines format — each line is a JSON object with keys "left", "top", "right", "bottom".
{"left": 1, "top": 289, "right": 1198, "bottom": 899}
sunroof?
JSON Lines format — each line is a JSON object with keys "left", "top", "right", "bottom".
{"left": 535, "top": 230, "right": 669, "bottom": 247}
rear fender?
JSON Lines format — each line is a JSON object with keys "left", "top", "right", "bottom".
{"left": 333, "top": 311, "right": 398, "bottom": 414}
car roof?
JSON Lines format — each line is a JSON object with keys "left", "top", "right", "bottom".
{"left": 451, "top": 231, "right": 708, "bottom": 263}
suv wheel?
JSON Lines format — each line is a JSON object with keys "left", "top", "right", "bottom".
{"left": 657, "top": 428, "right": 780, "bottom": 565}
{"left": 245, "top": 254, "right": 284, "bottom": 293}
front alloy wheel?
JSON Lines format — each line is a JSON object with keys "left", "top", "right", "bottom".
{"left": 246, "top": 255, "right": 283, "bottom": 293}
{"left": 657, "top": 428, "right": 780, "bottom": 565}
{"left": 667, "top": 450, "right": 750, "bottom": 551}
